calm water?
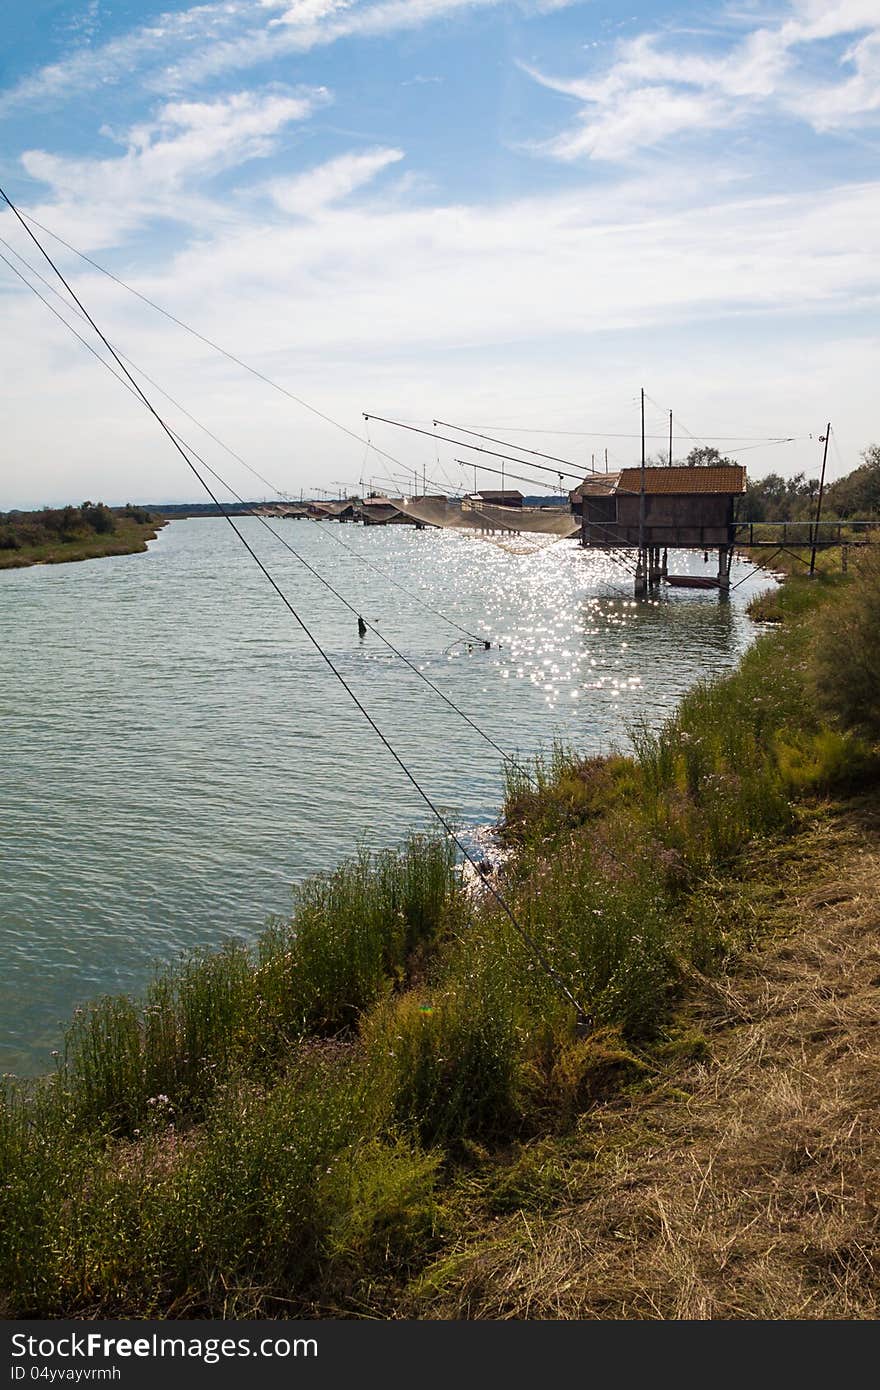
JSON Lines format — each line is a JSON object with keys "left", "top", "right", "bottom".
{"left": 1, "top": 518, "right": 775, "bottom": 1074}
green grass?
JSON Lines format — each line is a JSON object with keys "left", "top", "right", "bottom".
{"left": 2, "top": 558, "right": 879, "bottom": 1317}
{"left": 55, "top": 834, "right": 462, "bottom": 1136}
{"left": 746, "top": 571, "right": 846, "bottom": 622}
{"left": 741, "top": 531, "right": 877, "bottom": 583}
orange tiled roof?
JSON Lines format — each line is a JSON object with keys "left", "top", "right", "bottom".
{"left": 616, "top": 466, "right": 746, "bottom": 495}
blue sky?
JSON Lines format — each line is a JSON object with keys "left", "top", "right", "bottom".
{"left": 1, "top": 0, "right": 879, "bottom": 506}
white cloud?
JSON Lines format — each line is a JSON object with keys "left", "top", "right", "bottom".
{"left": 1, "top": 0, "right": 876, "bottom": 508}
{"left": 159, "top": 178, "right": 880, "bottom": 357}
{"left": 12, "top": 89, "right": 327, "bottom": 248}
{"left": 0, "top": 0, "right": 525, "bottom": 114}
{"left": 789, "top": 26, "right": 880, "bottom": 127}
{"left": 272, "top": 0, "right": 358, "bottom": 25}
{"left": 3, "top": 165, "right": 878, "bottom": 506}
{"left": 0, "top": 4, "right": 253, "bottom": 116}
{"left": 163, "top": 0, "right": 513, "bottom": 88}
{"left": 541, "top": 85, "right": 729, "bottom": 160}
{"left": 527, "top": 1, "right": 880, "bottom": 161}
{"left": 267, "top": 148, "right": 404, "bottom": 216}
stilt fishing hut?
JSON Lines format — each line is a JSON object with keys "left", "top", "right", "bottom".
{"left": 462, "top": 489, "right": 525, "bottom": 510}
{"left": 359, "top": 496, "right": 423, "bottom": 526}
{"left": 307, "top": 498, "right": 359, "bottom": 521}
{"left": 570, "top": 465, "right": 746, "bottom": 595}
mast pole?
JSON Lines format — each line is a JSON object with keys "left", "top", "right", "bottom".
{"left": 809, "top": 422, "right": 832, "bottom": 577}
{"left": 637, "top": 387, "right": 647, "bottom": 595}
{"left": 669, "top": 410, "right": 673, "bottom": 466}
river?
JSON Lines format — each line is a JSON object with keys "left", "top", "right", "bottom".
{"left": 1, "top": 517, "right": 775, "bottom": 1074}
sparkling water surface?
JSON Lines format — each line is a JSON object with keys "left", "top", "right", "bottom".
{"left": 1, "top": 518, "right": 775, "bottom": 1074}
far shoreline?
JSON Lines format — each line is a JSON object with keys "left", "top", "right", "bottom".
{"left": 0, "top": 507, "right": 167, "bottom": 571}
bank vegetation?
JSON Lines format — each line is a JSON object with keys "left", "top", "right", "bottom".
{"left": 2, "top": 554, "right": 879, "bottom": 1318}
{"left": 0, "top": 502, "right": 164, "bottom": 569}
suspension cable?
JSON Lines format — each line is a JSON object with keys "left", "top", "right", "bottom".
{"left": 11, "top": 210, "right": 409, "bottom": 477}
{"left": 364, "top": 413, "right": 586, "bottom": 482}
{"left": 0, "top": 245, "right": 525, "bottom": 776}
{"left": 1, "top": 186, "right": 585, "bottom": 1019}
{"left": 0, "top": 232, "right": 494, "bottom": 648}
{"left": 436, "top": 417, "right": 603, "bottom": 475}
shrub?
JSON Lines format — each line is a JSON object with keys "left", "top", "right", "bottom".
{"left": 503, "top": 745, "right": 636, "bottom": 848}
{"left": 363, "top": 973, "right": 521, "bottom": 1145}
{"left": 775, "top": 728, "right": 880, "bottom": 794}
{"left": 54, "top": 835, "right": 460, "bottom": 1136}
{"left": 320, "top": 1138, "right": 441, "bottom": 1286}
{"left": 810, "top": 550, "right": 880, "bottom": 740}
{"left": 258, "top": 834, "right": 460, "bottom": 1038}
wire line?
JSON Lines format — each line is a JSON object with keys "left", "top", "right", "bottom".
{"left": 0, "top": 232, "right": 493, "bottom": 647}
{"left": 12, "top": 209, "right": 410, "bottom": 478}
{"left": 0, "top": 246, "right": 521, "bottom": 774}
{"left": 1, "top": 186, "right": 584, "bottom": 1021}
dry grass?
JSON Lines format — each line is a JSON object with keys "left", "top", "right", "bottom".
{"left": 410, "top": 804, "right": 880, "bottom": 1319}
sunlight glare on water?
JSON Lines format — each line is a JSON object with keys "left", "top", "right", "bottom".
{"left": 1, "top": 518, "right": 776, "bottom": 1073}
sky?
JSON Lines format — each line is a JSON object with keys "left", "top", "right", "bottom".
{"left": 1, "top": 0, "right": 879, "bottom": 508}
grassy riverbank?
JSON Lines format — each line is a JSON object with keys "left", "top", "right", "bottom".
{"left": 2, "top": 558, "right": 879, "bottom": 1319}
{"left": 0, "top": 503, "right": 165, "bottom": 569}
{"left": 740, "top": 523, "right": 879, "bottom": 586}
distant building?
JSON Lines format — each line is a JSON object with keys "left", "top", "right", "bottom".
{"left": 463, "top": 489, "right": 524, "bottom": 509}
{"left": 359, "top": 497, "right": 416, "bottom": 526}
{"left": 307, "top": 498, "right": 359, "bottom": 521}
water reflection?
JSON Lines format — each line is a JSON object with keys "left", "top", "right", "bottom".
{"left": 0, "top": 520, "right": 776, "bottom": 1073}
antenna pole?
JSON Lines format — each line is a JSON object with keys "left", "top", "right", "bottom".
{"left": 669, "top": 410, "right": 673, "bottom": 466}
{"left": 809, "top": 422, "right": 832, "bottom": 577}
{"left": 637, "top": 388, "right": 647, "bottom": 595}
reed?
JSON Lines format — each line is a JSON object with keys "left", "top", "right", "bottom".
{"left": 3, "top": 561, "right": 878, "bottom": 1317}
{"left": 55, "top": 833, "right": 461, "bottom": 1135}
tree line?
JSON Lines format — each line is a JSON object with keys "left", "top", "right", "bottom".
{"left": 648, "top": 443, "right": 880, "bottom": 523}
{"left": 0, "top": 502, "right": 153, "bottom": 552}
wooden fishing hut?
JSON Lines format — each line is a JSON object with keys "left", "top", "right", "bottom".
{"left": 462, "top": 489, "right": 524, "bottom": 510}
{"left": 308, "top": 498, "right": 359, "bottom": 521}
{"left": 570, "top": 465, "right": 746, "bottom": 595}
{"left": 359, "top": 496, "right": 422, "bottom": 526}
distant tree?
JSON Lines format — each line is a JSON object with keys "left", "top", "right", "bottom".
{"left": 741, "top": 472, "right": 785, "bottom": 521}
{"left": 645, "top": 450, "right": 682, "bottom": 467}
{"left": 59, "top": 504, "right": 81, "bottom": 540}
{"left": 684, "top": 445, "right": 736, "bottom": 468}
{"left": 80, "top": 501, "right": 117, "bottom": 535}
{"left": 825, "top": 444, "right": 880, "bottom": 518}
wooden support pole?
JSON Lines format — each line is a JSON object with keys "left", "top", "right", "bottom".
{"left": 635, "top": 555, "right": 647, "bottom": 597}
{"left": 810, "top": 422, "right": 831, "bottom": 577}
{"left": 638, "top": 387, "right": 647, "bottom": 596}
